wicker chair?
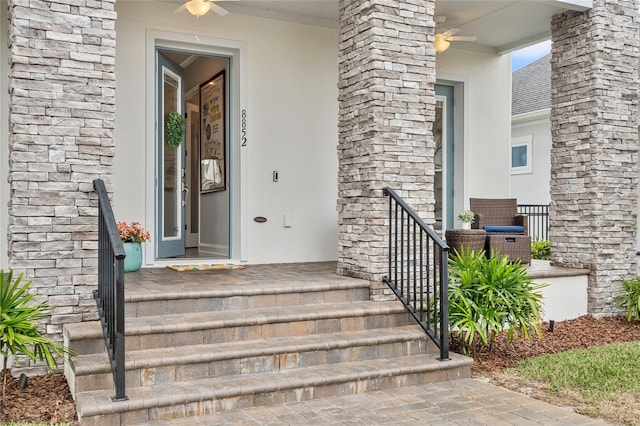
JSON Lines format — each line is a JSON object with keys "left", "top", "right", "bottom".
{"left": 469, "top": 198, "right": 531, "bottom": 264}
{"left": 470, "top": 198, "right": 528, "bottom": 236}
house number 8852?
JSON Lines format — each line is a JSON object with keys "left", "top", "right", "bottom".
{"left": 241, "top": 109, "right": 247, "bottom": 147}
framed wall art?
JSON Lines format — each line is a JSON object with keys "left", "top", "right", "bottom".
{"left": 199, "top": 70, "right": 226, "bottom": 192}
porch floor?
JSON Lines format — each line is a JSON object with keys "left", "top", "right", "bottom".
{"left": 124, "top": 261, "right": 360, "bottom": 294}
{"left": 126, "top": 259, "right": 587, "bottom": 289}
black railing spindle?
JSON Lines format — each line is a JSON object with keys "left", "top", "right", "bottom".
{"left": 382, "top": 187, "right": 450, "bottom": 361}
{"left": 517, "top": 204, "right": 550, "bottom": 242}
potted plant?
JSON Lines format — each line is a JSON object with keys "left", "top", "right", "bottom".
{"left": 117, "top": 221, "right": 151, "bottom": 272}
{"left": 457, "top": 210, "right": 475, "bottom": 230}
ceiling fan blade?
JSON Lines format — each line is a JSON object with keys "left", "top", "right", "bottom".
{"left": 174, "top": 4, "right": 186, "bottom": 13}
{"left": 210, "top": 2, "right": 229, "bottom": 16}
{"left": 448, "top": 36, "right": 477, "bottom": 42}
{"left": 442, "top": 28, "right": 460, "bottom": 37}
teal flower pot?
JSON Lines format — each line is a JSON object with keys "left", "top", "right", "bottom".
{"left": 123, "top": 241, "right": 143, "bottom": 272}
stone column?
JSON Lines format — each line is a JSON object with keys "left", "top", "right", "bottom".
{"left": 337, "top": 0, "right": 436, "bottom": 296}
{"left": 7, "top": 0, "right": 117, "bottom": 341}
{"left": 550, "top": 0, "right": 639, "bottom": 315}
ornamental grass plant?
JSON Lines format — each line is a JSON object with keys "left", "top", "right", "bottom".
{"left": 616, "top": 277, "right": 640, "bottom": 321}
{"left": 0, "top": 270, "right": 75, "bottom": 417}
{"left": 448, "top": 248, "right": 547, "bottom": 355}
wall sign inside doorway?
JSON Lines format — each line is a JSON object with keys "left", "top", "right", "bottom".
{"left": 200, "top": 70, "right": 226, "bottom": 193}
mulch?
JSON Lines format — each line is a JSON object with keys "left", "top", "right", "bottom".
{"left": 1, "top": 315, "right": 639, "bottom": 424}
{"left": 0, "top": 370, "right": 78, "bottom": 425}
{"left": 470, "top": 315, "right": 640, "bottom": 375}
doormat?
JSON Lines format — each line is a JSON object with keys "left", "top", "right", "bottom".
{"left": 167, "top": 264, "right": 245, "bottom": 272}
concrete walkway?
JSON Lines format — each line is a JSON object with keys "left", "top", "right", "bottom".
{"left": 157, "top": 378, "right": 608, "bottom": 425}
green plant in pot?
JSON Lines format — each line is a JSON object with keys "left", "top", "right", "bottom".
{"left": 456, "top": 210, "right": 475, "bottom": 229}
{"left": 117, "top": 221, "right": 151, "bottom": 272}
{"left": 531, "top": 239, "right": 551, "bottom": 260}
{"left": 166, "top": 112, "right": 185, "bottom": 149}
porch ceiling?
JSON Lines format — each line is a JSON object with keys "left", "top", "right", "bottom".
{"left": 211, "top": 0, "right": 591, "bottom": 53}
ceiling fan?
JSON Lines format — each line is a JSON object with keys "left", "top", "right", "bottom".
{"left": 434, "top": 16, "right": 477, "bottom": 53}
{"left": 174, "top": 0, "right": 229, "bottom": 17}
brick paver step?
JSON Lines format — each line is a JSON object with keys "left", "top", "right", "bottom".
{"left": 125, "top": 278, "right": 370, "bottom": 316}
{"left": 65, "top": 264, "right": 469, "bottom": 425}
{"left": 69, "top": 325, "right": 434, "bottom": 392}
{"left": 75, "top": 353, "right": 472, "bottom": 424}
{"left": 66, "top": 301, "right": 413, "bottom": 353}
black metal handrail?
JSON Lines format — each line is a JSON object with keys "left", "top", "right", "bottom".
{"left": 93, "top": 179, "right": 128, "bottom": 401}
{"left": 517, "top": 204, "right": 549, "bottom": 242}
{"left": 382, "top": 187, "right": 450, "bottom": 361}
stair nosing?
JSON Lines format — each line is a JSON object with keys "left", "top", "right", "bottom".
{"left": 66, "top": 301, "right": 408, "bottom": 340}
{"left": 125, "top": 280, "right": 370, "bottom": 303}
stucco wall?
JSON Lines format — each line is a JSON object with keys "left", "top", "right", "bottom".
{"left": 437, "top": 48, "right": 512, "bottom": 200}
{"left": 114, "top": 2, "right": 340, "bottom": 264}
{"left": 511, "top": 113, "right": 552, "bottom": 205}
{"left": 0, "top": 3, "right": 515, "bottom": 267}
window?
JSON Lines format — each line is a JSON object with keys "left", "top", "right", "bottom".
{"left": 511, "top": 136, "right": 532, "bottom": 174}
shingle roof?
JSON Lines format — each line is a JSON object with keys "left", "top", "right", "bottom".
{"left": 512, "top": 54, "right": 550, "bottom": 116}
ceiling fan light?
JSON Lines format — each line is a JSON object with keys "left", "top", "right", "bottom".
{"left": 185, "top": 0, "right": 211, "bottom": 17}
{"left": 434, "top": 35, "right": 450, "bottom": 53}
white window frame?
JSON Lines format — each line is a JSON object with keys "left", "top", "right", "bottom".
{"left": 510, "top": 135, "right": 532, "bottom": 175}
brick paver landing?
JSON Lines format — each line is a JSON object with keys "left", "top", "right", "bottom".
{"left": 152, "top": 378, "right": 608, "bottom": 425}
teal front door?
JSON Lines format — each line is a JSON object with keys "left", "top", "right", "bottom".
{"left": 157, "top": 52, "right": 186, "bottom": 258}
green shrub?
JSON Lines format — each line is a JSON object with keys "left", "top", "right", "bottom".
{"left": 448, "top": 248, "right": 546, "bottom": 355}
{"left": 616, "top": 277, "right": 640, "bottom": 321}
{"left": 531, "top": 239, "right": 551, "bottom": 260}
{"left": 1, "top": 269, "right": 75, "bottom": 416}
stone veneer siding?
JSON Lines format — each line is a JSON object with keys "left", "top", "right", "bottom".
{"left": 336, "top": 0, "right": 436, "bottom": 300}
{"left": 550, "top": 0, "right": 639, "bottom": 315}
{"left": 7, "top": 0, "right": 117, "bottom": 344}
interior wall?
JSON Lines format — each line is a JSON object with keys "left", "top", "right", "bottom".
{"left": 178, "top": 55, "right": 230, "bottom": 255}
{"left": 436, "top": 48, "right": 511, "bottom": 199}
{"left": 0, "top": 2, "right": 8, "bottom": 268}
{"left": 183, "top": 56, "right": 228, "bottom": 95}
{"left": 114, "top": 2, "right": 339, "bottom": 264}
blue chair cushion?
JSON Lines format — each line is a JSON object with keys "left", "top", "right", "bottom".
{"left": 483, "top": 225, "right": 524, "bottom": 233}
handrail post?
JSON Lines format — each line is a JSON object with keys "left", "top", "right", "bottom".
{"left": 438, "top": 248, "right": 450, "bottom": 360}
{"left": 114, "top": 256, "right": 126, "bottom": 401}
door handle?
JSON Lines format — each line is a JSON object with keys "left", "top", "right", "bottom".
{"left": 182, "top": 185, "right": 189, "bottom": 206}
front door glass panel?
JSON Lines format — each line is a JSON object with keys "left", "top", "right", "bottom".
{"left": 163, "top": 72, "right": 181, "bottom": 240}
{"left": 156, "top": 51, "right": 186, "bottom": 259}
